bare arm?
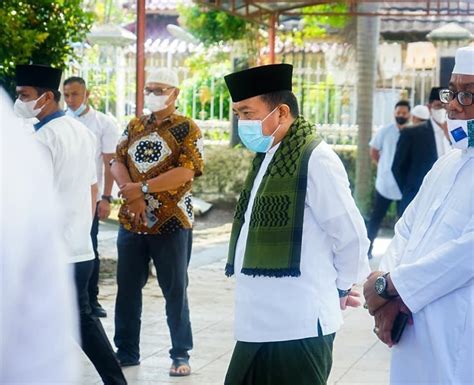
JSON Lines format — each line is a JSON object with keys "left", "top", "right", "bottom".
{"left": 370, "top": 147, "right": 380, "bottom": 164}
{"left": 118, "top": 167, "right": 194, "bottom": 203}
{"left": 148, "top": 167, "right": 194, "bottom": 193}
{"left": 110, "top": 160, "right": 133, "bottom": 186}
{"left": 102, "top": 153, "right": 115, "bottom": 196}
{"left": 91, "top": 183, "right": 98, "bottom": 216}
{"left": 96, "top": 153, "right": 116, "bottom": 220}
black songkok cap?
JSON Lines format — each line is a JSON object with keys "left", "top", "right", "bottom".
{"left": 429, "top": 87, "right": 443, "bottom": 103}
{"left": 15, "top": 64, "right": 62, "bottom": 90}
{"left": 224, "top": 63, "right": 293, "bottom": 102}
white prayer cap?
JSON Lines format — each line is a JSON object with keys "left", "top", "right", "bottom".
{"left": 411, "top": 105, "right": 430, "bottom": 120}
{"left": 146, "top": 68, "right": 179, "bottom": 87}
{"left": 452, "top": 46, "right": 474, "bottom": 75}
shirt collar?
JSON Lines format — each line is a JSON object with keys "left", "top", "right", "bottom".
{"left": 80, "top": 105, "right": 93, "bottom": 117}
{"left": 267, "top": 141, "right": 281, "bottom": 155}
{"left": 430, "top": 117, "right": 444, "bottom": 133}
{"left": 34, "top": 110, "right": 65, "bottom": 131}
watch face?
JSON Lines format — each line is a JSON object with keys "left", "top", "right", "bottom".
{"left": 375, "top": 276, "right": 386, "bottom": 295}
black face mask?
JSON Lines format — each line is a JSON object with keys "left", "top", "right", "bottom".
{"left": 395, "top": 116, "right": 408, "bottom": 125}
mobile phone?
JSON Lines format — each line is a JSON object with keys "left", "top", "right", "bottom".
{"left": 391, "top": 312, "right": 409, "bottom": 343}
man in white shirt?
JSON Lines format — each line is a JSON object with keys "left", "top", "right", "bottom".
{"left": 63, "top": 76, "right": 119, "bottom": 318}
{"left": 14, "top": 64, "right": 127, "bottom": 385}
{"left": 392, "top": 87, "right": 452, "bottom": 215}
{"left": 364, "top": 46, "right": 474, "bottom": 385}
{"left": 0, "top": 88, "right": 79, "bottom": 384}
{"left": 223, "top": 64, "right": 370, "bottom": 385}
{"left": 366, "top": 100, "right": 410, "bottom": 258}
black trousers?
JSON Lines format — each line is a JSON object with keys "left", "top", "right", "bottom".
{"left": 367, "top": 191, "right": 400, "bottom": 246}
{"left": 88, "top": 202, "right": 101, "bottom": 305}
{"left": 74, "top": 260, "right": 126, "bottom": 385}
{"left": 114, "top": 226, "right": 193, "bottom": 362}
{"left": 399, "top": 190, "right": 418, "bottom": 217}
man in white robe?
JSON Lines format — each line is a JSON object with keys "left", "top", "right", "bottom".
{"left": 0, "top": 88, "right": 79, "bottom": 384}
{"left": 363, "top": 46, "right": 474, "bottom": 385}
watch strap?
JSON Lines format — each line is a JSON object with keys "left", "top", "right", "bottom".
{"left": 101, "top": 195, "right": 113, "bottom": 203}
{"left": 338, "top": 288, "right": 352, "bottom": 298}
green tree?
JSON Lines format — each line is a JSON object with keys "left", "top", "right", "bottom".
{"left": 0, "top": 0, "right": 93, "bottom": 98}
{"left": 178, "top": 5, "right": 248, "bottom": 46}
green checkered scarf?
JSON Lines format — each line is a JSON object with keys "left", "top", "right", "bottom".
{"left": 226, "top": 116, "right": 321, "bottom": 278}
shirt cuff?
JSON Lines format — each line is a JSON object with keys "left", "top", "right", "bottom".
{"left": 336, "top": 279, "right": 353, "bottom": 291}
{"left": 390, "top": 267, "right": 421, "bottom": 314}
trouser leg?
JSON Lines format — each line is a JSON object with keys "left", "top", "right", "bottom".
{"left": 366, "top": 191, "right": 392, "bottom": 253}
{"left": 88, "top": 203, "right": 100, "bottom": 304}
{"left": 114, "top": 227, "right": 149, "bottom": 361}
{"left": 74, "top": 260, "right": 127, "bottom": 385}
{"left": 149, "top": 229, "right": 193, "bottom": 360}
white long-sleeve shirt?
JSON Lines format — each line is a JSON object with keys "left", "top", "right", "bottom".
{"left": 233, "top": 141, "right": 370, "bottom": 342}
{"left": 380, "top": 147, "right": 474, "bottom": 385}
{"left": 431, "top": 117, "right": 452, "bottom": 158}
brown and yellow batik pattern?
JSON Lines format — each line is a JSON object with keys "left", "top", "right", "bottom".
{"left": 115, "top": 113, "right": 204, "bottom": 234}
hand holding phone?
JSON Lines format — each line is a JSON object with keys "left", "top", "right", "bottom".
{"left": 391, "top": 312, "right": 409, "bottom": 343}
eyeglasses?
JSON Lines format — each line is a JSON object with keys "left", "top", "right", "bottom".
{"left": 439, "top": 89, "right": 473, "bottom": 106}
{"left": 144, "top": 87, "right": 174, "bottom": 96}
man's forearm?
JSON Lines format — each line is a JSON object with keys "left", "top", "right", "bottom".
{"left": 147, "top": 167, "right": 194, "bottom": 193}
{"left": 91, "top": 183, "right": 98, "bottom": 216}
{"left": 102, "top": 154, "right": 115, "bottom": 196}
{"left": 111, "top": 160, "right": 133, "bottom": 186}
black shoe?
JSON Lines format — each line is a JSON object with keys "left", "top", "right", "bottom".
{"left": 116, "top": 352, "right": 140, "bottom": 367}
{"left": 90, "top": 302, "right": 107, "bottom": 318}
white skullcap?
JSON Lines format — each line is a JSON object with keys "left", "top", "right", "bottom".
{"left": 411, "top": 105, "right": 430, "bottom": 120}
{"left": 146, "top": 68, "right": 179, "bottom": 87}
{"left": 452, "top": 46, "right": 474, "bottom": 75}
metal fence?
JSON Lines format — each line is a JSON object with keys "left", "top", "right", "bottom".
{"left": 66, "top": 44, "right": 437, "bottom": 140}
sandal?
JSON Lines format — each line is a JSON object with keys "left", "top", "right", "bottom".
{"left": 169, "top": 357, "right": 191, "bottom": 377}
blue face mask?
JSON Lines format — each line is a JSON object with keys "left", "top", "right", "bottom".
{"left": 238, "top": 106, "right": 281, "bottom": 153}
{"left": 66, "top": 95, "right": 88, "bottom": 118}
{"left": 66, "top": 102, "right": 87, "bottom": 117}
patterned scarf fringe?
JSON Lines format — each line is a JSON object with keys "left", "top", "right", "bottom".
{"left": 226, "top": 263, "right": 301, "bottom": 278}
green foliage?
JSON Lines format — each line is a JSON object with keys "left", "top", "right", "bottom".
{"left": 285, "top": 3, "right": 350, "bottom": 45}
{"left": 193, "top": 145, "right": 254, "bottom": 202}
{"left": 0, "top": 0, "right": 93, "bottom": 98}
{"left": 179, "top": 51, "right": 232, "bottom": 120}
{"left": 83, "top": 0, "right": 134, "bottom": 25}
{"left": 178, "top": 5, "right": 247, "bottom": 46}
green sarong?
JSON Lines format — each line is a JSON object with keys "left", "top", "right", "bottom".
{"left": 224, "top": 333, "right": 335, "bottom": 385}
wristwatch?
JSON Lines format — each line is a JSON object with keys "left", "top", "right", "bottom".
{"left": 338, "top": 288, "right": 351, "bottom": 298}
{"left": 141, "top": 181, "right": 149, "bottom": 194}
{"left": 375, "top": 273, "right": 398, "bottom": 299}
{"left": 101, "top": 195, "right": 113, "bottom": 203}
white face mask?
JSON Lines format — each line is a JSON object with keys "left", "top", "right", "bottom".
{"left": 145, "top": 94, "right": 169, "bottom": 112}
{"left": 431, "top": 108, "right": 447, "bottom": 125}
{"left": 13, "top": 94, "right": 45, "bottom": 119}
{"left": 447, "top": 118, "right": 474, "bottom": 150}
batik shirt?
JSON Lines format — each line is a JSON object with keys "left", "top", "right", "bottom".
{"left": 115, "top": 113, "right": 204, "bottom": 234}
